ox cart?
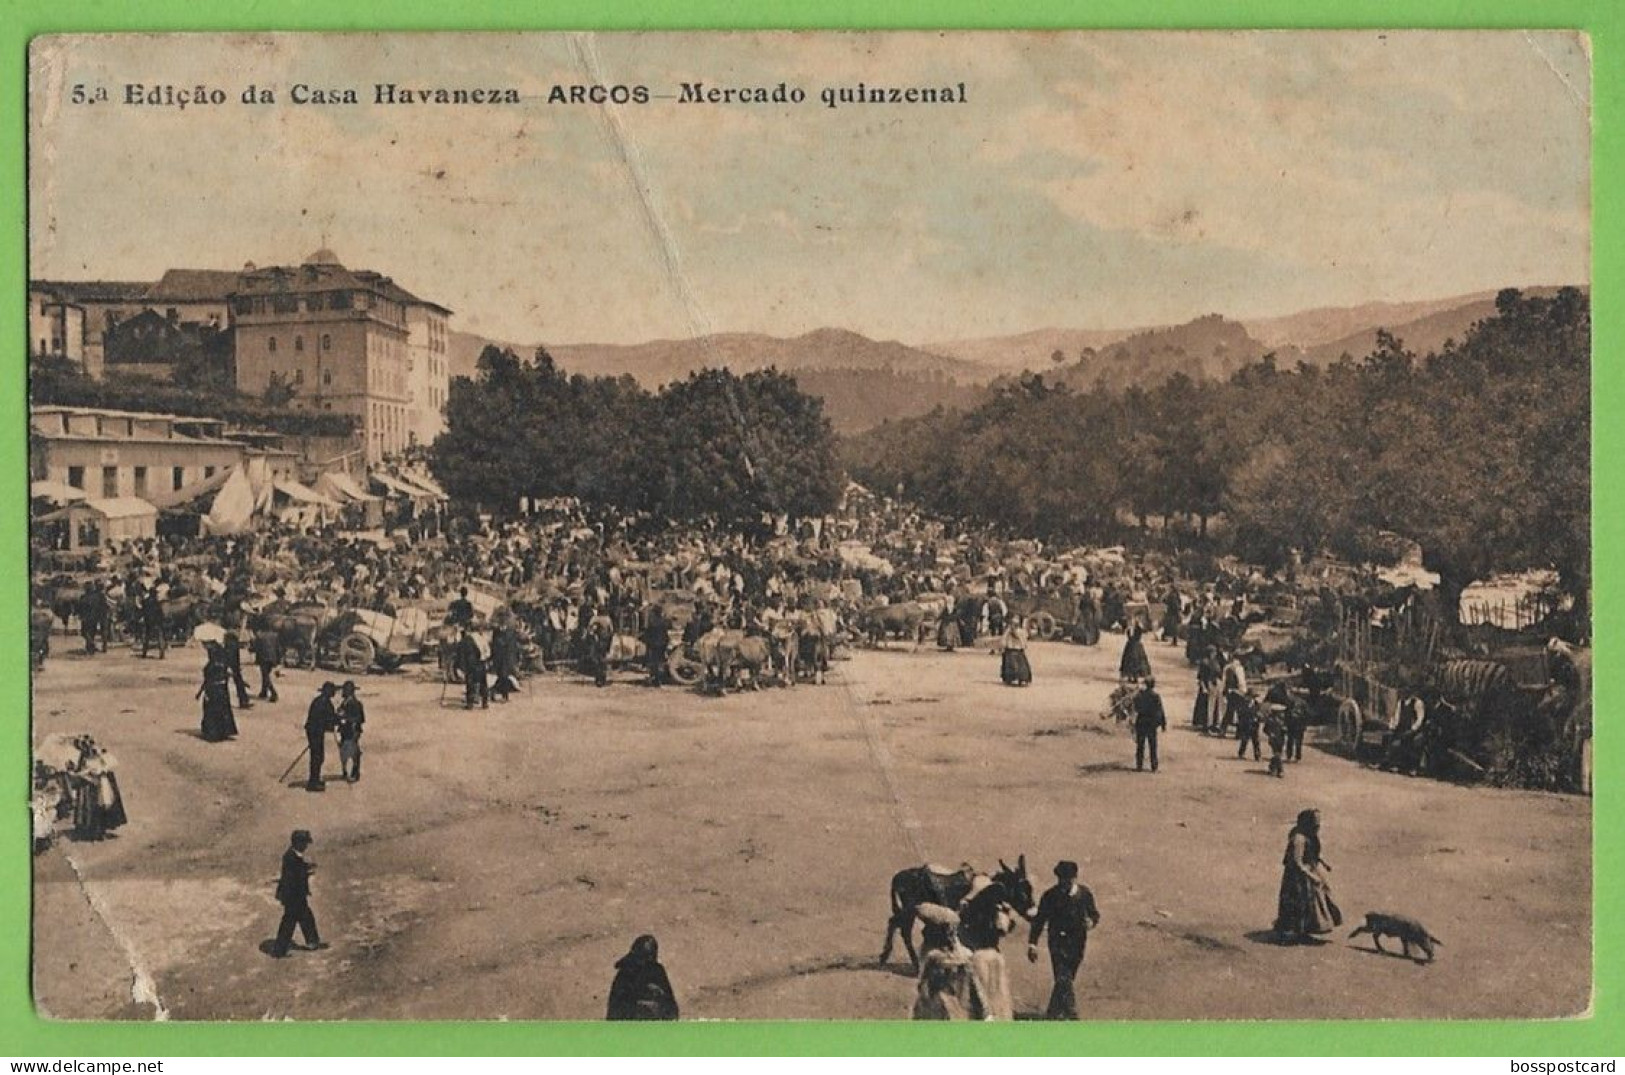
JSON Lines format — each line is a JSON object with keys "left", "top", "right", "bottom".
{"left": 319, "top": 607, "right": 436, "bottom": 675}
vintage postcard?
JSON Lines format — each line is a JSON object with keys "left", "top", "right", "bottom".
{"left": 26, "top": 31, "right": 1590, "bottom": 1022}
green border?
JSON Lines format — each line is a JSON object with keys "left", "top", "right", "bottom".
{"left": 3, "top": 0, "right": 1617, "bottom": 1057}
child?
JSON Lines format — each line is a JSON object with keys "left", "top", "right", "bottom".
{"left": 1264, "top": 704, "right": 1288, "bottom": 778}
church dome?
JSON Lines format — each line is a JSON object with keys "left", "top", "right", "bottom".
{"left": 303, "top": 247, "right": 341, "bottom": 266}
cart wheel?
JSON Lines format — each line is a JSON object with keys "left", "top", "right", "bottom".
{"left": 668, "top": 655, "right": 704, "bottom": 686}
{"left": 339, "top": 633, "right": 375, "bottom": 675}
{"left": 1032, "top": 611, "right": 1058, "bottom": 640}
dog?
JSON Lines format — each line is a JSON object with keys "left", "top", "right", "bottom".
{"left": 1349, "top": 912, "right": 1443, "bottom": 963}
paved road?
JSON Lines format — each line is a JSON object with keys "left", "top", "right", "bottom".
{"left": 32, "top": 631, "right": 1590, "bottom": 1020}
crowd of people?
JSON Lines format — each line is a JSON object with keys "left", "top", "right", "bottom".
{"left": 30, "top": 478, "right": 1587, "bottom": 1021}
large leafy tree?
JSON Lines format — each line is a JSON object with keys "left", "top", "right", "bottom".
{"left": 431, "top": 356, "right": 841, "bottom": 524}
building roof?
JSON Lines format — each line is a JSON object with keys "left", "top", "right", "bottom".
{"left": 352, "top": 271, "right": 452, "bottom": 315}
{"left": 31, "top": 280, "right": 152, "bottom": 304}
{"left": 32, "top": 403, "right": 194, "bottom": 423}
{"left": 230, "top": 259, "right": 450, "bottom": 314}
{"left": 79, "top": 496, "right": 158, "bottom": 520}
{"left": 35, "top": 257, "right": 449, "bottom": 314}
{"left": 234, "top": 261, "right": 373, "bottom": 297}
{"left": 144, "top": 269, "right": 241, "bottom": 303}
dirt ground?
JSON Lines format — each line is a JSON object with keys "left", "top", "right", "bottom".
{"left": 31, "top": 630, "right": 1591, "bottom": 1022}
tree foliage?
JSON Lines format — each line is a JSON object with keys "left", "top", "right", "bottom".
{"left": 843, "top": 289, "right": 1590, "bottom": 618}
{"left": 430, "top": 346, "right": 842, "bottom": 524}
{"left": 30, "top": 353, "right": 358, "bottom": 438}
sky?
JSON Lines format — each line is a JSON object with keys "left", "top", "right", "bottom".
{"left": 28, "top": 31, "right": 1590, "bottom": 346}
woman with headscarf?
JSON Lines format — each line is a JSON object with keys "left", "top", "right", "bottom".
{"left": 67, "top": 737, "right": 127, "bottom": 841}
{"left": 196, "top": 642, "right": 238, "bottom": 742}
{"left": 1273, "top": 808, "right": 1341, "bottom": 944}
{"left": 956, "top": 875, "right": 1017, "bottom": 1020}
{"left": 1119, "top": 624, "right": 1152, "bottom": 683}
{"left": 911, "top": 904, "right": 980, "bottom": 1020}
{"left": 1000, "top": 617, "right": 1033, "bottom": 687}
{"left": 606, "top": 934, "right": 679, "bottom": 1021}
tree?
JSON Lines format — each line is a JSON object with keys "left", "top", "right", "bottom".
{"left": 262, "top": 372, "right": 297, "bottom": 408}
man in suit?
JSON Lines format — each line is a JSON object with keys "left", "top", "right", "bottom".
{"left": 642, "top": 604, "right": 671, "bottom": 687}
{"left": 271, "top": 830, "right": 327, "bottom": 958}
{"left": 336, "top": 681, "right": 365, "bottom": 782}
{"left": 456, "top": 628, "right": 489, "bottom": 709}
{"left": 304, "top": 683, "right": 338, "bottom": 791}
{"left": 222, "top": 618, "right": 253, "bottom": 709}
{"left": 139, "top": 586, "right": 167, "bottom": 659}
{"left": 1133, "top": 676, "right": 1168, "bottom": 773}
{"left": 1027, "top": 860, "right": 1101, "bottom": 1020}
{"left": 253, "top": 626, "right": 282, "bottom": 703}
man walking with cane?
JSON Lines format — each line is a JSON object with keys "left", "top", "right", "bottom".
{"left": 1028, "top": 860, "right": 1101, "bottom": 1019}
{"left": 304, "top": 682, "right": 338, "bottom": 792}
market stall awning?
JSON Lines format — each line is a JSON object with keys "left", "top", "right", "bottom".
{"left": 397, "top": 470, "right": 448, "bottom": 500}
{"left": 30, "top": 480, "right": 88, "bottom": 505}
{"left": 273, "top": 479, "right": 343, "bottom": 509}
{"left": 369, "top": 472, "right": 430, "bottom": 500}
{"left": 39, "top": 496, "right": 158, "bottom": 523}
{"left": 315, "top": 470, "right": 379, "bottom": 503}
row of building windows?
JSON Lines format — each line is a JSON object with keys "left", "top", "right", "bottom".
{"left": 65, "top": 463, "right": 219, "bottom": 499}
{"left": 235, "top": 291, "right": 357, "bottom": 316}
{"left": 266, "top": 333, "right": 333, "bottom": 353}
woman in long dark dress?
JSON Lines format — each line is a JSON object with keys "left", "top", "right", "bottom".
{"left": 1119, "top": 625, "right": 1152, "bottom": 683}
{"left": 1000, "top": 618, "right": 1033, "bottom": 686}
{"left": 1273, "top": 808, "right": 1341, "bottom": 943}
{"left": 606, "top": 934, "right": 679, "bottom": 1020}
{"left": 197, "top": 644, "right": 239, "bottom": 742}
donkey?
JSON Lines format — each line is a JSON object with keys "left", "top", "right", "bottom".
{"left": 879, "top": 855, "right": 1035, "bottom": 969}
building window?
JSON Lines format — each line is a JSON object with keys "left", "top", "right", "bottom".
{"left": 294, "top": 335, "right": 304, "bottom": 352}
{"left": 102, "top": 466, "right": 118, "bottom": 498}
{"left": 323, "top": 370, "right": 332, "bottom": 386}
{"left": 172, "top": 466, "right": 185, "bottom": 491}
{"left": 268, "top": 336, "right": 277, "bottom": 353}
{"left": 321, "top": 334, "right": 331, "bottom": 351}
{"left": 295, "top": 369, "right": 305, "bottom": 385}
{"left": 133, "top": 466, "right": 148, "bottom": 498}
{"left": 205, "top": 466, "right": 216, "bottom": 480}
{"left": 68, "top": 466, "right": 84, "bottom": 491}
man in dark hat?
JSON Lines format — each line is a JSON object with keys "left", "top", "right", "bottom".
{"left": 447, "top": 586, "right": 475, "bottom": 630}
{"left": 336, "top": 681, "right": 365, "bottom": 782}
{"left": 1133, "top": 676, "right": 1168, "bottom": 773}
{"left": 1028, "top": 860, "right": 1101, "bottom": 1020}
{"left": 271, "top": 830, "right": 327, "bottom": 958}
{"left": 304, "top": 683, "right": 338, "bottom": 791}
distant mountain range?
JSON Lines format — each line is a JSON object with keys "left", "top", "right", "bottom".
{"left": 450, "top": 285, "right": 1583, "bottom": 433}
